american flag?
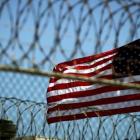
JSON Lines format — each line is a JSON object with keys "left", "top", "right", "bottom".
{"left": 46, "top": 39, "right": 140, "bottom": 124}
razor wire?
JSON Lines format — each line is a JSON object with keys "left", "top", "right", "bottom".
{"left": 0, "top": 0, "right": 140, "bottom": 140}
{"left": 0, "top": 97, "right": 140, "bottom": 139}
{"left": 0, "top": 0, "right": 140, "bottom": 69}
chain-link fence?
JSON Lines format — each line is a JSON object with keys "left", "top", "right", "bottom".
{"left": 0, "top": 0, "right": 140, "bottom": 139}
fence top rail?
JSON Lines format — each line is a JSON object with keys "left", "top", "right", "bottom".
{"left": 0, "top": 65, "right": 140, "bottom": 90}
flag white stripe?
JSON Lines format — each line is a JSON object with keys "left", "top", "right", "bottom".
{"left": 63, "top": 60, "right": 112, "bottom": 74}
{"left": 49, "top": 79, "right": 76, "bottom": 88}
{"left": 47, "top": 100, "right": 140, "bottom": 118}
{"left": 47, "top": 75, "right": 140, "bottom": 98}
{"left": 48, "top": 88, "right": 140, "bottom": 107}
{"left": 65, "top": 53, "right": 116, "bottom": 70}
{"left": 47, "top": 84, "right": 103, "bottom": 98}
{"left": 48, "top": 69, "right": 112, "bottom": 88}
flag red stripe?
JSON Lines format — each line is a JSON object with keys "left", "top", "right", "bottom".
{"left": 47, "top": 81, "right": 140, "bottom": 103}
{"left": 47, "top": 75, "right": 113, "bottom": 92}
{"left": 65, "top": 63, "right": 112, "bottom": 76}
{"left": 55, "top": 48, "right": 119, "bottom": 69}
{"left": 49, "top": 64, "right": 112, "bottom": 85}
{"left": 48, "top": 81, "right": 91, "bottom": 92}
{"left": 47, "top": 106, "right": 140, "bottom": 124}
{"left": 47, "top": 85, "right": 126, "bottom": 103}
{"left": 49, "top": 72, "right": 112, "bottom": 85}
{"left": 61, "top": 56, "right": 114, "bottom": 72}
{"left": 48, "top": 93, "right": 140, "bottom": 112}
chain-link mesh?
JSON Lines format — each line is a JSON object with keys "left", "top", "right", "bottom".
{"left": 0, "top": 0, "right": 140, "bottom": 139}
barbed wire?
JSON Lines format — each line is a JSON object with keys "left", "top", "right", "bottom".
{"left": 0, "top": 22, "right": 115, "bottom": 45}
